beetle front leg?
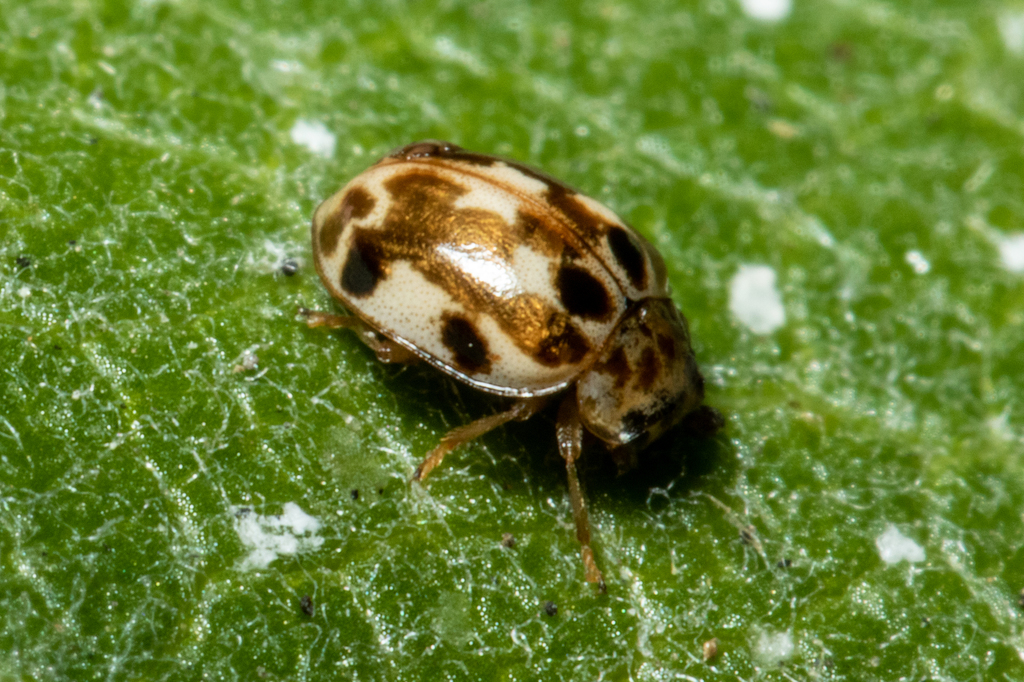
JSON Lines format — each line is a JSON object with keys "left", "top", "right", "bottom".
{"left": 556, "top": 390, "right": 606, "bottom": 592}
{"left": 299, "top": 308, "right": 420, "bottom": 364}
{"left": 414, "top": 398, "right": 547, "bottom": 481}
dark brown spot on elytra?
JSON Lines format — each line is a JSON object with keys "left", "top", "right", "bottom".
{"left": 343, "top": 187, "right": 376, "bottom": 220}
{"left": 557, "top": 265, "right": 612, "bottom": 320}
{"left": 607, "top": 226, "right": 647, "bottom": 289}
{"left": 636, "top": 347, "right": 661, "bottom": 392}
{"left": 341, "top": 231, "right": 386, "bottom": 297}
{"left": 513, "top": 211, "right": 564, "bottom": 256}
{"left": 318, "top": 187, "right": 376, "bottom": 257}
{"left": 547, "top": 190, "right": 606, "bottom": 244}
{"left": 441, "top": 314, "right": 492, "bottom": 374}
{"left": 499, "top": 160, "right": 609, "bottom": 243}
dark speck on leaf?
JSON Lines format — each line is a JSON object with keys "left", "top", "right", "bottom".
{"left": 501, "top": 533, "right": 515, "bottom": 548}
{"left": 777, "top": 558, "right": 792, "bottom": 568}
{"left": 300, "top": 594, "right": 315, "bottom": 617}
{"left": 543, "top": 601, "right": 557, "bottom": 617}
{"left": 281, "top": 259, "right": 299, "bottom": 276}
{"left": 16, "top": 256, "right": 31, "bottom": 269}
{"left": 350, "top": 489, "right": 359, "bottom": 500}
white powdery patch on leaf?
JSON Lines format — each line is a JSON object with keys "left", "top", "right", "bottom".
{"left": 433, "top": 36, "right": 488, "bottom": 76}
{"left": 875, "top": 524, "right": 925, "bottom": 565}
{"left": 997, "top": 233, "right": 1024, "bottom": 272}
{"left": 290, "top": 119, "right": 336, "bottom": 158}
{"left": 987, "top": 408, "right": 1016, "bottom": 441}
{"left": 234, "top": 502, "right": 324, "bottom": 570}
{"left": 999, "top": 12, "right": 1024, "bottom": 55}
{"left": 904, "top": 250, "right": 930, "bottom": 274}
{"left": 739, "top": 0, "right": 792, "bottom": 22}
{"left": 272, "top": 60, "right": 304, "bottom": 73}
{"left": 752, "top": 630, "right": 794, "bottom": 667}
{"left": 729, "top": 264, "right": 786, "bottom": 334}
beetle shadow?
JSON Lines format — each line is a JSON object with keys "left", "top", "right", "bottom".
{"left": 482, "top": 398, "right": 736, "bottom": 509}
{"left": 365, "top": 352, "right": 734, "bottom": 507}
{"left": 586, "top": 415, "right": 736, "bottom": 507}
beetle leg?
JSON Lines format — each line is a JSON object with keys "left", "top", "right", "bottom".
{"left": 413, "top": 398, "right": 547, "bottom": 481}
{"left": 300, "top": 308, "right": 420, "bottom": 364}
{"left": 556, "top": 390, "right": 606, "bottom": 591}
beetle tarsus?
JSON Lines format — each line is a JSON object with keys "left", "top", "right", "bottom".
{"left": 581, "top": 545, "right": 605, "bottom": 589}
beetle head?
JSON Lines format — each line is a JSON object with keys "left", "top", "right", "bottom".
{"left": 575, "top": 298, "right": 706, "bottom": 472}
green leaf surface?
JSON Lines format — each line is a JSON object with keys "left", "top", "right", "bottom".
{"left": 3, "top": 0, "right": 1024, "bottom": 679}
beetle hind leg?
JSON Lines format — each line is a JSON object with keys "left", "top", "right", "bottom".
{"left": 300, "top": 308, "right": 420, "bottom": 364}
{"left": 556, "top": 390, "right": 606, "bottom": 591}
{"left": 414, "top": 398, "right": 546, "bottom": 481}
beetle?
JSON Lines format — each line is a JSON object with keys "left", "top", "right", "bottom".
{"left": 304, "top": 140, "right": 716, "bottom": 589}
